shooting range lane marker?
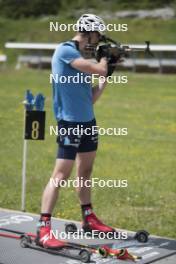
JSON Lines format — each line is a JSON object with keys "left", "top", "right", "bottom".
{"left": 21, "top": 90, "right": 46, "bottom": 211}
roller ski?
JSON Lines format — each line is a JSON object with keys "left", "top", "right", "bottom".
{"left": 0, "top": 227, "right": 91, "bottom": 263}
{"left": 0, "top": 227, "right": 142, "bottom": 262}
{"left": 65, "top": 207, "right": 149, "bottom": 243}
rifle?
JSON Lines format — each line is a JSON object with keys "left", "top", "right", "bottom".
{"left": 96, "top": 35, "right": 154, "bottom": 63}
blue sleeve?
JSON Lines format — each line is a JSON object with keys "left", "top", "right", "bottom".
{"left": 60, "top": 43, "right": 81, "bottom": 64}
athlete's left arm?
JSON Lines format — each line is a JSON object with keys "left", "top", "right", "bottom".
{"left": 92, "top": 79, "right": 107, "bottom": 104}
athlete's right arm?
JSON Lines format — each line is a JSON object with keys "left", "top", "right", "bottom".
{"left": 71, "top": 57, "right": 108, "bottom": 77}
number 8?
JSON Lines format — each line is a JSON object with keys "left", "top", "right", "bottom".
{"left": 31, "top": 121, "right": 39, "bottom": 139}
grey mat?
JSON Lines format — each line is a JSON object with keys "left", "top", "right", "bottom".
{"left": 0, "top": 210, "right": 175, "bottom": 264}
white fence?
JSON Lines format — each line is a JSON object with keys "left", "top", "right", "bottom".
{"left": 5, "top": 42, "right": 176, "bottom": 73}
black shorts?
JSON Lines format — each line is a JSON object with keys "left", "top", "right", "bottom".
{"left": 56, "top": 119, "right": 98, "bottom": 160}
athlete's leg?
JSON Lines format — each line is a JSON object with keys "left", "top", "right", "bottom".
{"left": 75, "top": 151, "right": 96, "bottom": 205}
{"left": 41, "top": 158, "right": 74, "bottom": 214}
{"left": 76, "top": 152, "right": 114, "bottom": 234}
{"left": 38, "top": 158, "right": 75, "bottom": 248}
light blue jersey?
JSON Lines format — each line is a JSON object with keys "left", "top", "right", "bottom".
{"left": 51, "top": 41, "right": 95, "bottom": 122}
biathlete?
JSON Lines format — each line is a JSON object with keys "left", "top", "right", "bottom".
{"left": 37, "top": 14, "right": 118, "bottom": 248}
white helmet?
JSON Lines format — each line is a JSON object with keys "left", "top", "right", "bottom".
{"left": 76, "top": 14, "right": 106, "bottom": 35}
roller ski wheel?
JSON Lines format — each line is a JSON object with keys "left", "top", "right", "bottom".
{"left": 65, "top": 223, "right": 78, "bottom": 234}
{"left": 20, "top": 235, "right": 32, "bottom": 248}
{"left": 135, "top": 230, "right": 149, "bottom": 243}
{"left": 79, "top": 249, "right": 91, "bottom": 263}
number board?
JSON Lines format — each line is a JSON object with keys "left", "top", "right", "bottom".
{"left": 24, "top": 110, "right": 46, "bottom": 140}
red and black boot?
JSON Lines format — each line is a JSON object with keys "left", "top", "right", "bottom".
{"left": 81, "top": 204, "right": 115, "bottom": 234}
{"left": 36, "top": 214, "right": 66, "bottom": 249}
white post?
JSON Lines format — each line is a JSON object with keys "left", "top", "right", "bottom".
{"left": 21, "top": 110, "right": 27, "bottom": 211}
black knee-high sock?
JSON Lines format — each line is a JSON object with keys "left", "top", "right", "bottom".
{"left": 81, "top": 204, "right": 93, "bottom": 221}
{"left": 39, "top": 213, "right": 51, "bottom": 227}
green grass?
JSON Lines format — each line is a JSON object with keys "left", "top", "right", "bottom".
{"left": 0, "top": 68, "right": 175, "bottom": 238}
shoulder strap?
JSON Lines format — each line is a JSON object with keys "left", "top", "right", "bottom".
{"left": 69, "top": 40, "right": 79, "bottom": 51}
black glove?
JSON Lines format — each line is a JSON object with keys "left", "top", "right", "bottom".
{"left": 96, "top": 45, "right": 120, "bottom": 76}
{"left": 107, "top": 55, "right": 119, "bottom": 77}
{"left": 96, "top": 44, "right": 110, "bottom": 62}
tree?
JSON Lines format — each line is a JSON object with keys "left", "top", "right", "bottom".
{"left": 0, "top": 0, "right": 61, "bottom": 19}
